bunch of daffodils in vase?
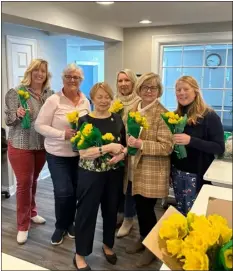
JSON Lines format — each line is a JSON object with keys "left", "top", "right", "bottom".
{"left": 17, "top": 87, "right": 31, "bottom": 129}
{"left": 159, "top": 212, "right": 232, "bottom": 270}
{"left": 161, "top": 111, "right": 188, "bottom": 159}
{"left": 66, "top": 111, "right": 79, "bottom": 130}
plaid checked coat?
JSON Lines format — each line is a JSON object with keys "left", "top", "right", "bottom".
{"left": 124, "top": 100, "right": 173, "bottom": 198}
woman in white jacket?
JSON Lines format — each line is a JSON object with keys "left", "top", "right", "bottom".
{"left": 35, "top": 63, "right": 91, "bottom": 246}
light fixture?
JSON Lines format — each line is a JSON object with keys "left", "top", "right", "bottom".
{"left": 96, "top": 1, "right": 114, "bottom": 5}
{"left": 139, "top": 20, "right": 152, "bottom": 24}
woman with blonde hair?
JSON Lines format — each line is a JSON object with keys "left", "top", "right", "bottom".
{"left": 171, "top": 75, "right": 225, "bottom": 215}
{"left": 35, "top": 63, "right": 91, "bottom": 246}
{"left": 5, "top": 59, "right": 53, "bottom": 245}
{"left": 125, "top": 72, "right": 173, "bottom": 267}
{"left": 115, "top": 68, "right": 141, "bottom": 238}
{"left": 74, "top": 82, "right": 126, "bottom": 270}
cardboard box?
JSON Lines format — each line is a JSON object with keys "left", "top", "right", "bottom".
{"left": 142, "top": 198, "right": 232, "bottom": 270}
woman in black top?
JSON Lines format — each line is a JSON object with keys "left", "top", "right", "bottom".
{"left": 171, "top": 76, "right": 225, "bottom": 216}
{"left": 74, "top": 83, "right": 127, "bottom": 270}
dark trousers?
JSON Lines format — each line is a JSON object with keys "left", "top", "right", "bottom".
{"left": 46, "top": 152, "right": 79, "bottom": 230}
{"left": 171, "top": 166, "right": 198, "bottom": 216}
{"left": 75, "top": 167, "right": 124, "bottom": 256}
{"left": 118, "top": 181, "right": 136, "bottom": 218}
{"left": 134, "top": 194, "right": 157, "bottom": 239}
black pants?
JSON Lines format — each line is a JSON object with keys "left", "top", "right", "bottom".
{"left": 46, "top": 152, "right": 79, "bottom": 231}
{"left": 134, "top": 194, "right": 157, "bottom": 239}
{"left": 75, "top": 167, "right": 124, "bottom": 256}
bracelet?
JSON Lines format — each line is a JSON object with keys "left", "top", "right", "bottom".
{"left": 99, "top": 147, "right": 103, "bottom": 156}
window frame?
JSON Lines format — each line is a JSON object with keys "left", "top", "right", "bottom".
{"left": 152, "top": 31, "right": 232, "bottom": 125}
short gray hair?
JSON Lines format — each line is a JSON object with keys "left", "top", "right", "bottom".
{"left": 62, "top": 63, "right": 84, "bottom": 81}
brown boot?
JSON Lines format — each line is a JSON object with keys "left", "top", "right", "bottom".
{"left": 125, "top": 239, "right": 145, "bottom": 254}
{"left": 136, "top": 248, "right": 156, "bottom": 267}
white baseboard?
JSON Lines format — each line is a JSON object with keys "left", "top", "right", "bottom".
{"left": 2, "top": 185, "right": 16, "bottom": 196}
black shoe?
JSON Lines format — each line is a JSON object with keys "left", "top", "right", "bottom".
{"left": 102, "top": 247, "right": 117, "bottom": 265}
{"left": 73, "top": 255, "right": 91, "bottom": 271}
{"left": 67, "top": 224, "right": 75, "bottom": 239}
{"left": 51, "top": 229, "right": 66, "bottom": 245}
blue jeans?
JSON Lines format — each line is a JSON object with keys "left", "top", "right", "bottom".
{"left": 171, "top": 166, "right": 198, "bottom": 216}
{"left": 119, "top": 181, "right": 136, "bottom": 218}
{"left": 46, "top": 152, "right": 79, "bottom": 230}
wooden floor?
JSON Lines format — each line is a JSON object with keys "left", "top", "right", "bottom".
{"left": 1, "top": 177, "right": 165, "bottom": 270}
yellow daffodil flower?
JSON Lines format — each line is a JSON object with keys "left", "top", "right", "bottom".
{"left": 182, "top": 250, "right": 209, "bottom": 270}
{"left": 223, "top": 248, "right": 233, "bottom": 269}
{"left": 102, "top": 133, "right": 115, "bottom": 142}
{"left": 66, "top": 111, "right": 79, "bottom": 123}
{"left": 109, "top": 100, "right": 124, "bottom": 113}
{"left": 166, "top": 239, "right": 183, "bottom": 257}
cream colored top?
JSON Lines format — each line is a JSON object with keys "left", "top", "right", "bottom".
{"left": 35, "top": 90, "right": 91, "bottom": 157}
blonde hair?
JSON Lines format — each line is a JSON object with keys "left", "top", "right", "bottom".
{"left": 135, "top": 72, "right": 163, "bottom": 97}
{"left": 175, "top": 76, "right": 212, "bottom": 125}
{"left": 116, "top": 69, "right": 138, "bottom": 92}
{"left": 21, "top": 59, "right": 51, "bottom": 89}
{"left": 90, "top": 82, "right": 114, "bottom": 100}
{"left": 62, "top": 63, "right": 84, "bottom": 81}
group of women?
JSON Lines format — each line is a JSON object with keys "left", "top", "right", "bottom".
{"left": 5, "top": 58, "right": 225, "bottom": 270}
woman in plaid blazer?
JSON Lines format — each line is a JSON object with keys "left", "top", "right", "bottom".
{"left": 124, "top": 72, "right": 173, "bottom": 267}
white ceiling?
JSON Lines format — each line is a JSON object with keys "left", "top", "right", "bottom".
{"left": 58, "top": 1, "right": 232, "bottom": 28}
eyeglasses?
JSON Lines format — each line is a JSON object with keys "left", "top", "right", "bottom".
{"left": 64, "top": 75, "right": 82, "bottom": 81}
{"left": 141, "top": 85, "right": 158, "bottom": 92}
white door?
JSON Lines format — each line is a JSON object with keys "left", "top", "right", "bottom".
{"left": 5, "top": 36, "right": 37, "bottom": 195}
{"left": 6, "top": 35, "right": 37, "bottom": 89}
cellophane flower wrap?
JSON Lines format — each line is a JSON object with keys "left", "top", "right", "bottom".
{"left": 127, "top": 111, "right": 149, "bottom": 156}
{"left": 159, "top": 212, "right": 233, "bottom": 271}
{"left": 66, "top": 111, "right": 79, "bottom": 130}
{"left": 161, "top": 111, "right": 188, "bottom": 159}
{"left": 17, "top": 87, "right": 31, "bottom": 129}
{"left": 109, "top": 99, "right": 124, "bottom": 115}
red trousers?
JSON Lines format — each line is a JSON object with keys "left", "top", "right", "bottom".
{"left": 8, "top": 143, "right": 46, "bottom": 231}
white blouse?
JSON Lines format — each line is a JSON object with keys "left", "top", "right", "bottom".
{"left": 35, "top": 90, "right": 91, "bottom": 157}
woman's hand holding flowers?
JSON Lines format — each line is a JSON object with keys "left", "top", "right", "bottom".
{"left": 173, "top": 133, "right": 191, "bottom": 145}
{"left": 128, "top": 135, "right": 142, "bottom": 149}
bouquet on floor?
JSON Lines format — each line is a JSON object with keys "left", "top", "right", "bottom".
{"left": 127, "top": 111, "right": 149, "bottom": 155}
{"left": 109, "top": 99, "right": 124, "bottom": 115}
{"left": 66, "top": 111, "right": 79, "bottom": 130}
{"left": 159, "top": 212, "right": 233, "bottom": 271}
{"left": 17, "top": 87, "right": 31, "bottom": 129}
{"left": 161, "top": 112, "right": 187, "bottom": 159}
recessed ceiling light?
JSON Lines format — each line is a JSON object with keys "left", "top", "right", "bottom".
{"left": 139, "top": 20, "right": 152, "bottom": 24}
{"left": 96, "top": 1, "right": 114, "bottom": 5}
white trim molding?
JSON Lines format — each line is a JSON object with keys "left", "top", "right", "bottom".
{"left": 151, "top": 31, "right": 232, "bottom": 74}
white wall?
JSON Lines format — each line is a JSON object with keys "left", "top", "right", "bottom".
{"left": 2, "top": 23, "right": 67, "bottom": 94}
{"left": 123, "top": 22, "right": 232, "bottom": 74}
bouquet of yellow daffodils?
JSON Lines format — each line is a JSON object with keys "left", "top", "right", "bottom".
{"left": 159, "top": 212, "right": 233, "bottom": 271}
{"left": 66, "top": 111, "right": 79, "bottom": 130}
{"left": 71, "top": 123, "right": 123, "bottom": 168}
{"left": 161, "top": 111, "right": 188, "bottom": 159}
{"left": 17, "top": 87, "right": 31, "bottom": 129}
{"left": 127, "top": 111, "right": 149, "bottom": 155}
{"left": 109, "top": 99, "right": 124, "bottom": 115}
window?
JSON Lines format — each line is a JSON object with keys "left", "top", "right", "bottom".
{"left": 160, "top": 43, "right": 232, "bottom": 131}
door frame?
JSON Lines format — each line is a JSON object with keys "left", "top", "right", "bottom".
{"left": 5, "top": 35, "right": 37, "bottom": 195}
{"left": 75, "top": 60, "right": 100, "bottom": 81}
